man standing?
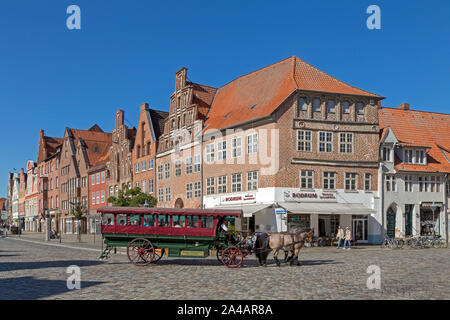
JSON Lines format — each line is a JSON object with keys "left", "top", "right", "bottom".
{"left": 336, "top": 225, "right": 344, "bottom": 249}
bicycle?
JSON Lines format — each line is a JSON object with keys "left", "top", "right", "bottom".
{"left": 381, "top": 235, "right": 399, "bottom": 249}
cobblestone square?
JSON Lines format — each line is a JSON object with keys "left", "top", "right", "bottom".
{"left": 1, "top": 235, "right": 448, "bottom": 300}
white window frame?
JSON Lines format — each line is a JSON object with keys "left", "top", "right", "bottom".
{"left": 364, "top": 173, "right": 372, "bottom": 191}
{"left": 342, "top": 101, "right": 350, "bottom": 114}
{"left": 148, "top": 179, "right": 154, "bottom": 194}
{"left": 297, "top": 130, "right": 312, "bottom": 152}
{"left": 218, "top": 176, "right": 227, "bottom": 194}
{"left": 356, "top": 102, "right": 364, "bottom": 115}
{"left": 165, "top": 187, "right": 171, "bottom": 202}
{"left": 231, "top": 173, "right": 242, "bottom": 193}
{"left": 186, "top": 183, "right": 193, "bottom": 199}
{"left": 206, "top": 143, "right": 215, "bottom": 163}
{"left": 157, "top": 165, "right": 163, "bottom": 180}
{"left": 327, "top": 99, "right": 335, "bottom": 114}
{"left": 164, "top": 163, "right": 170, "bottom": 179}
{"left": 312, "top": 98, "right": 321, "bottom": 112}
{"left": 185, "top": 157, "right": 193, "bottom": 175}
{"left": 194, "top": 181, "right": 202, "bottom": 198}
{"left": 382, "top": 147, "right": 392, "bottom": 162}
{"left": 300, "top": 170, "right": 314, "bottom": 189}
{"left": 323, "top": 172, "right": 336, "bottom": 190}
{"left": 217, "top": 141, "right": 227, "bottom": 161}
{"left": 158, "top": 188, "right": 164, "bottom": 202}
{"left": 232, "top": 137, "right": 242, "bottom": 158}
{"left": 247, "top": 171, "right": 258, "bottom": 191}
{"left": 206, "top": 177, "right": 215, "bottom": 195}
{"left": 175, "top": 160, "right": 181, "bottom": 177}
{"left": 194, "top": 154, "right": 201, "bottom": 173}
{"left": 345, "top": 173, "right": 357, "bottom": 191}
{"left": 318, "top": 131, "right": 333, "bottom": 153}
{"left": 339, "top": 133, "right": 353, "bottom": 153}
{"left": 247, "top": 133, "right": 258, "bottom": 154}
{"left": 404, "top": 175, "right": 413, "bottom": 192}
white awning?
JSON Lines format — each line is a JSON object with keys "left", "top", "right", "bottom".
{"left": 279, "top": 202, "right": 375, "bottom": 215}
{"left": 213, "top": 203, "right": 273, "bottom": 218}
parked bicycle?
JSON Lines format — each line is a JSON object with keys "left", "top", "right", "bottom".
{"left": 381, "top": 235, "right": 403, "bottom": 249}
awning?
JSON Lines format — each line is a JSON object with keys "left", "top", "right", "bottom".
{"left": 213, "top": 203, "right": 273, "bottom": 218}
{"left": 279, "top": 202, "right": 375, "bottom": 215}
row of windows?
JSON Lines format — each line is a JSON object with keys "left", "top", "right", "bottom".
{"left": 135, "top": 159, "right": 154, "bottom": 174}
{"left": 206, "top": 171, "right": 259, "bottom": 195}
{"left": 205, "top": 133, "right": 258, "bottom": 163}
{"left": 299, "top": 170, "right": 372, "bottom": 191}
{"left": 135, "top": 142, "right": 152, "bottom": 158}
{"left": 39, "top": 159, "right": 59, "bottom": 176}
{"left": 92, "top": 191, "right": 106, "bottom": 205}
{"left": 134, "top": 179, "right": 154, "bottom": 194}
{"left": 297, "top": 130, "right": 354, "bottom": 153}
{"left": 382, "top": 147, "right": 427, "bottom": 165}
{"left": 91, "top": 172, "right": 105, "bottom": 185}
{"left": 157, "top": 156, "right": 201, "bottom": 180}
{"left": 388, "top": 175, "right": 442, "bottom": 192}
{"left": 103, "top": 213, "right": 214, "bottom": 229}
{"left": 297, "top": 97, "right": 366, "bottom": 116}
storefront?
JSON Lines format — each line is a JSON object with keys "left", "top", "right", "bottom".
{"left": 420, "top": 202, "right": 443, "bottom": 236}
{"left": 280, "top": 189, "right": 375, "bottom": 244}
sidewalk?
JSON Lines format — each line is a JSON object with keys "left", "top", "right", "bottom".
{"left": 3, "top": 231, "right": 104, "bottom": 251}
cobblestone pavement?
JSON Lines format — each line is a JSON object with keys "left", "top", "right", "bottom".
{"left": 0, "top": 236, "right": 449, "bottom": 300}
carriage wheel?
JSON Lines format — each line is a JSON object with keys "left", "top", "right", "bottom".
{"left": 216, "top": 246, "right": 225, "bottom": 264}
{"left": 221, "top": 247, "right": 244, "bottom": 268}
{"left": 127, "top": 238, "right": 155, "bottom": 266}
{"left": 151, "top": 248, "right": 165, "bottom": 263}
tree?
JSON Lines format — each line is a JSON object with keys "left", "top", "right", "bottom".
{"left": 69, "top": 200, "right": 86, "bottom": 243}
{"left": 107, "top": 185, "right": 157, "bottom": 208}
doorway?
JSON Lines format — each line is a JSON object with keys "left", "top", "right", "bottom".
{"left": 386, "top": 208, "right": 396, "bottom": 238}
{"left": 352, "top": 217, "right": 368, "bottom": 242}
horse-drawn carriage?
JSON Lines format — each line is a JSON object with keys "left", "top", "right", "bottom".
{"left": 97, "top": 206, "right": 314, "bottom": 268}
{"left": 97, "top": 206, "right": 255, "bottom": 268}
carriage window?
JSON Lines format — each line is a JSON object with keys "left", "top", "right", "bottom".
{"left": 158, "top": 215, "right": 170, "bottom": 227}
{"left": 117, "top": 214, "right": 127, "bottom": 226}
{"left": 130, "top": 214, "right": 141, "bottom": 226}
{"left": 102, "top": 214, "right": 114, "bottom": 225}
{"left": 187, "top": 216, "right": 199, "bottom": 228}
{"left": 201, "top": 216, "right": 214, "bottom": 228}
{"left": 173, "top": 215, "right": 185, "bottom": 228}
{"left": 143, "top": 214, "right": 155, "bottom": 227}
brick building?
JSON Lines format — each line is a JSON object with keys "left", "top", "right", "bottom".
{"left": 199, "top": 56, "right": 383, "bottom": 242}
{"left": 59, "top": 125, "right": 111, "bottom": 234}
{"left": 379, "top": 104, "right": 450, "bottom": 243}
{"left": 18, "top": 168, "right": 27, "bottom": 230}
{"left": 87, "top": 150, "right": 110, "bottom": 233}
{"left": 132, "top": 103, "right": 168, "bottom": 197}
{"left": 37, "top": 129, "right": 63, "bottom": 232}
{"left": 24, "top": 160, "right": 39, "bottom": 232}
{"left": 107, "top": 110, "right": 136, "bottom": 197}
{"left": 156, "top": 68, "right": 216, "bottom": 209}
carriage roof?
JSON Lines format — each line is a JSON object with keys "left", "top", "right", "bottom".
{"left": 97, "top": 206, "right": 242, "bottom": 218}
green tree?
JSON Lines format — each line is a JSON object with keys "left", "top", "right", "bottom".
{"left": 69, "top": 200, "right": 86, "bottom": 243}
{"left": 107, "top": 185, "right": 157, "bottom": 207}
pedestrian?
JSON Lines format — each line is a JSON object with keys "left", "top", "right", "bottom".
{"left": 336, "top": 225, "right": 344, "bottom": 249}
{"left": 343, "top": 227, "right": 352, "bottom": 250}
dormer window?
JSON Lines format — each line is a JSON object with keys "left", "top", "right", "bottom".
{"left": 382, "top": 147, "right": 392, "bottom": 162}
{"left": 415, "top": 149, "right": 426, "bottom": 164}
{"left": 404, "top": 148, "right": 426, "bottom": 165}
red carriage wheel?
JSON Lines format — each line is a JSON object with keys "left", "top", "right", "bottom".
{"left": 221, "top": 247, "right": 244, "bottom": 268}
{"left": 127, "top": 238, "right": 155, "bottom": 266}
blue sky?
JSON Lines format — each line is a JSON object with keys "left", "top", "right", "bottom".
{"left": 0, "top": 0, "right": 449, "bottom": 197}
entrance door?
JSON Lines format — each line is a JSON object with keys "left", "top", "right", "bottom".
{"left": 352, "top": 219, "right": 368, "bottom": 242}
{"left": 387, "top": 210, "right": 396, "bottom": 238}
{"left": 405, "top": 205, "right": 413, "bottom": 236}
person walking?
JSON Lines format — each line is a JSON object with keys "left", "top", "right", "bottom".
{"left": 336, "top": 226, "right": 344, "bottom": 249}
{"left": 343, "top": 227, "right": 352, "bottom": 250}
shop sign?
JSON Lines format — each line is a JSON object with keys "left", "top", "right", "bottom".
{"left": 275, "top": 208, "right": 287, "bottom": 215}
{"left": 220, "top": 193, "right": 256, "bottom": 205}
{"left": 283, "top": 190, "right": 336, "bottom": 202}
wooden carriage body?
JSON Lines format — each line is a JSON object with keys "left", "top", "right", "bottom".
{"left": 98, "top": 207, "right": 244, "bottom": 264}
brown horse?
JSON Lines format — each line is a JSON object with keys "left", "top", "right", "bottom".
{"left": 256, "top": 228, "right": 314, "bottom": 266}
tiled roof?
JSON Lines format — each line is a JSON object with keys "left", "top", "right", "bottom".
{"left": 204, "top": 56, "right": 382, "bottom": 130}
{"left": 69, "top": 126, "right": 112, "bottom": 168}
{"left": 379, "top": 107, "right": 450, "bottom": 173}
{"left": 149, "top": 109, "right": 169, "bottom": 138}
{"left": 41, "top": 136, "right": 63, "bottom": 162}
{"left": 189, "top": 82, "right": 217, "bottom": 120}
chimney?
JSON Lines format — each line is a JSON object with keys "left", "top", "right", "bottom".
{"left": 398, "top": 103, "right": 410, "bottom": 110}
{"left": 140, "top": 103, "right": 149, "bottom": 111}
{"left": 40, "top": 129, "right": 44, "bottom": 139}
{"left": 116, "top": 110, "right": 124, "bottom": 128}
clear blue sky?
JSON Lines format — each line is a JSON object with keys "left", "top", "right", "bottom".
{"left": 1, "top": 0, "right": 449, "bottom": 197}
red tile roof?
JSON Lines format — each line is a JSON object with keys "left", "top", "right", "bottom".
{"left": 204, "top": 56, "right": 382, "bottom": 130}
{"left": 189, "top": 82, "right": 217, "bottom": 120}
{"left": 69, "top": 126, "right": 112, "bottom": 168}
{"left": 379, "top": 107, "right": 450, "bottom": 173}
